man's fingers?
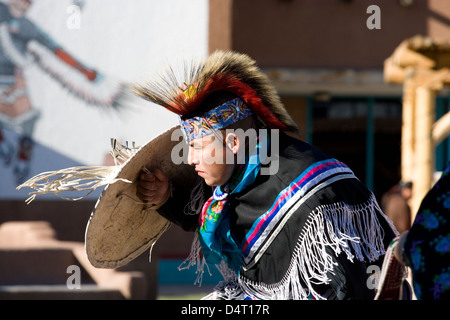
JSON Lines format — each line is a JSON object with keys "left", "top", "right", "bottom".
{"left": 153, "top": 168, "right": 169, "bottom": 183}
{"left": 136, "top": 188, "right": 156, "bottom": 202}
{"left": 136, "top": 168, "right": 170, "bottom": 206}
{"left": 138, "top": 179, "right": 158, "bottom": 191}
{"left": 140, "top": 172, "right": 156, "bottom": 182}
{"left": 140, "top": 169, "right": 168, "bottom": 183}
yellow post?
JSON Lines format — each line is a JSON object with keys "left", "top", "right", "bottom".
{"left": 384, "top": 36, "right": 450, "bottom": 227}
{"left": 412, "top": 85, "right": 435, "bottom": 218}
{"left": 401, "top": 76, "right": 415, "bottom": 184}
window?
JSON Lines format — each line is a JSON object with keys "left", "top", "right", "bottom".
{"left": 311, "top": 96, "right": 402, "bottom": 200}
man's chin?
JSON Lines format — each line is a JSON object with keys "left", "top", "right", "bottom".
{"left": 204, "top": 178, "right": 220, "bottom": 187}
{"left": 204, "top": 180, "right": 216, "bottom": 187}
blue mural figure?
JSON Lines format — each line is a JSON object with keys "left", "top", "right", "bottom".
{"left": 0, "top": 0, "right": 123, "bottom": 183}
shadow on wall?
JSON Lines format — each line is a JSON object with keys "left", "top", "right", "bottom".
{"left": 1, "top": 126, "right": 102, "bottom": 201}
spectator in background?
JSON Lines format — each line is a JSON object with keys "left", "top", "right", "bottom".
{"left": 382, "top": 180, "right": 413, "bottom": 233}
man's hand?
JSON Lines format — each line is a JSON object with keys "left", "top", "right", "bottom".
{"left": 136, "top": 168, "right": 170, "bottom": 206}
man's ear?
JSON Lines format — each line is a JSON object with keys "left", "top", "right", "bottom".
{"left": 225, "top": 132, "right": 239, "bottom": 154}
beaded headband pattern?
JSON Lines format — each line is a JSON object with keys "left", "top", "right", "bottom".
{"left": 179, "top": 97, "right": 253, "bottom": 142}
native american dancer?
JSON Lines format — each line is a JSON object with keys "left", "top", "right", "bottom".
{"left": 132, "top": 51, "right": 399, "bottom": 299}
{"left": 19, "top": 50, "right": 399, "bottom": 300}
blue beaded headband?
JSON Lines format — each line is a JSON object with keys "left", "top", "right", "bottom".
{"left": 179, "top": 97, "right": 253, "bottom": 142}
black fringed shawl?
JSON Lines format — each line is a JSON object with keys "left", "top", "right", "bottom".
{"left": 158, "top": 132, "right": 397, "bottom": 300}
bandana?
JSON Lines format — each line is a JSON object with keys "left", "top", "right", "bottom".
{"left": 179, "top": 97, "right": 253, "bottom": 143}
{"left": 196, "top": 134, "right": 266, "bottom": 273}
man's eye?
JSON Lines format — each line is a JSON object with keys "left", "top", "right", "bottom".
{"left": 190, "top": 144, "right": 202, "bottom": 150}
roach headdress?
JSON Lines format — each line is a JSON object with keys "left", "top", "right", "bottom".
{"left": 133, "top": 50, "right": 299, "bottom": 140}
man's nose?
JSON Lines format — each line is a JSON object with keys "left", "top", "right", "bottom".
{"left": 187, "top": 147, "right": 198, "bottom": 166}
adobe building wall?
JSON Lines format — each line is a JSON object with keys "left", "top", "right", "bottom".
{"left": 210, "top": 0, "right": 449, "bottom": 69}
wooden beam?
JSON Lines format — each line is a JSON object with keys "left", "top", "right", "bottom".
{"left": 432, "top": 111, "right": 450, "bottom": 147}
{"left": 401, "top": 77, "right": 416, "bottom": 184}
{"left": 411, "top": 86, "right": 435, "bottom": 217}
{"left": 391, "top": 40, "right": 436, "bottom": 69}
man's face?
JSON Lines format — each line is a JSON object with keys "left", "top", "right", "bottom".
{"left": 9, "top": 0, "right": 31, "bottom": 18}
{"left": 188, "top": 134, "right": 236, "bottom": 186}
{"left": 401, "top": 187, "right": 412, "bottom": 200}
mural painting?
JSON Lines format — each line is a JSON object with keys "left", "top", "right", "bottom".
{"left": 0, "top": 0, "right": 123, "bottom": 184}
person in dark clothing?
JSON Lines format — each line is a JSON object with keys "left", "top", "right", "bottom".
{"left": 134, "top": 50, "right": 397, "bottom": 300}
{"left": 394, "top": 162, "right": 450, "bottom": 300}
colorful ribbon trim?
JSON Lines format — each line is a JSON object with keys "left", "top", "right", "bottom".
{"left": 242, "top": 159, "right": 356, "bottom": 265}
